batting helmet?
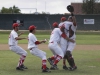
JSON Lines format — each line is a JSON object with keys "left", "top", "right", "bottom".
{"left": 61, "top": 17, "right": 66, "bottom": 21}
{"left": 29, "top": 25, "right": 36, "bottom": 30}
{"left": 13, "top": 23, "right": 19, "bottom": 28}
{"left": 52, "top": 22, "right": 58, "bottom": 27}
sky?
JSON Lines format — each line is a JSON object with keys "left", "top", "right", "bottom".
{"left": 0, "top": 0, "right": 82, "bottom": 14}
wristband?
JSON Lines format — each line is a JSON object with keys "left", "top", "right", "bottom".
{"left": 71, "top": 13, "right": 74, "bottom": 16}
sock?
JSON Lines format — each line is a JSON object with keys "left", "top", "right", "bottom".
{"left": 42, "top": 60, "right": 46, "bottom": 70}
{"left": 53, "top": 55, "right": 62, "bottom": 65}
{"left": 17, "top": 55, "right": 26, "bottom": 67}
{"left": 63, "top": 59, "right": 66, "bottom": 66}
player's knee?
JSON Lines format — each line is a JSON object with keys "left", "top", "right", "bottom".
{"left": 42, "top": 56, "right": 46, "bottom": 60}
{"left": 59, "top": 53, "right": 64, "bottom": 58}
{"left": 23, "top": 51, "right": 27, "bottom": 56}
{"left": 66, "top": 51, "right": 72, "bottom": 58}
{"left": 44, "top": 52, "right": 46, "bottom": 56}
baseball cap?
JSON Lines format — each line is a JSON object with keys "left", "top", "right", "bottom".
{"left": 52, "top": 22, "right": 58, "bottom": 27}
{"left": 61, "top": 17, "right": 67, "bottom": 21}
{"left": 13, "top": 23, "right": 19, "bottom": 28}
{"left": 29, "top": 25, "right": 36, "bottom": 30}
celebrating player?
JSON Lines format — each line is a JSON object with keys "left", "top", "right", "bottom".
{"left": 64, "top": 13, "right": 77, "bottom": 71}
{"left": 8, "top": 23, "right": 28, "bottom": 70}
{"left": 27, "top": 25, "right": 51, "bottom": 72}
{"left": 59, "top": 16, "right": 75, "bottom": 70}
{"left": 48, "top": 22, "right": 74, "bottom": 70}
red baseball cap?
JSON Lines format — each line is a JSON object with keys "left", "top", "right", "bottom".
{"left": 29, "top": 25, "right": 36, "bottom": 30}
{"left": 13, "top": 23, "right": 19, "bottom": 28}
{"left": 61, "top": 17, "right": 66, "bottom": 21}
{"left": 52, "top": 22, "right": 58, "bottom": 27}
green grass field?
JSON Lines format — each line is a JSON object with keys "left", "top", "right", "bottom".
{"left": 0, "top": 31, "right": 100, "bottom": 75}
{"left": 0, "top": 50, "right": 100, "bottom": 75}
{"left": 0, "top": 31, "right": 100, "bottom": 44}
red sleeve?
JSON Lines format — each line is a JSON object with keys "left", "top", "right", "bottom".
{"left": 35, "top": 41, "right": 41, "bottom": 45}
{"left": 61, "top": 33, "right": 67, "bottom": 39}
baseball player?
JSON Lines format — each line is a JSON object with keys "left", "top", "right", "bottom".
{"left": 59, "top": 16, "right": 75, "bottom": 70}
{"left": 64, "top": 13, "right": 77, "bottom": 71}
{"left": 28, "top": 25, "right": 50, "bottom": 72}
{"left": 48, "top": 22, "right": 74, "bottom": 70}
{"left": 8, "top": 23, "right": 27, "bottom": 70}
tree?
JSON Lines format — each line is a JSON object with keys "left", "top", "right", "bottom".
{"left": 0, "top": 5, "right": 21, "bottom": 14}
{"left": 82, "top": 0, "right": 100, "bottom": 14}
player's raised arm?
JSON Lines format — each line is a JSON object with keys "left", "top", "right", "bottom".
{"left": 71, "top": 12, "right": 77, "bottom": 26}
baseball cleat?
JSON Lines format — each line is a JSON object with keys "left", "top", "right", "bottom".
{"left": 68, "top": 66, "right": 77, "bottom": 71}
{"left": 16, "top": 66, "right": 24, "bottom": 71}
{"left": 63, "top": 65, "right": 68, "bottom": 70}
{"left": 47, "top": 58, "right": 53, "bottom": 66}
{"left": 50, "top": 66, "right": 56, "bottom": 70}
{"left": 50, "top": 65, "right": 59, "bottom": 70}
{"left": 20, "top": 64, "right": 28, "bottom": 69}
{"left": 41, "top": 66, "right": 49, "bottom": 70}
{"left": 42, "top": 68, "right": 51, "bottom": 73}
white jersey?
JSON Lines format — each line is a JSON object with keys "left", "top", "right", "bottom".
{"left": 59, "top": 21, "right": 73, "bottom": 37}
{"left": 28, "top": 33, "right": 38, "bottom": 49}
{"left": 8, "top": 30, "right": 18, "bottom": 46}
{"left": 49, "top": 28, "right": 62, "bottom": 43}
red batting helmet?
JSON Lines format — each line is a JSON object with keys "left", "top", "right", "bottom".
{"left": 61, "top": 17, "right": 66, "bottom": 21}
{"left": 13, "top": 23, "right": 19, "bottom": 28}
{"left": 52, "top": 22, "right": 58, "bottom": 27}
{"left": 29, "top": 25, "right": 36, "bottom": 30}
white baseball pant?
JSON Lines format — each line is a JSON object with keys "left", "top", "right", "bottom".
{"left": 48, "top": 41, "right": 64, "bottom": 58}
{"left": 9, "top": 45, "right": 27, "bottom": 56}
{"left": 67, "top": 41, "right": 76, "bottom": 52}
{"left": 60, "top": 37, "right": 68, "bottom": 55}
{"left": 30, "top": 47, "right": 46, "bottom": 60}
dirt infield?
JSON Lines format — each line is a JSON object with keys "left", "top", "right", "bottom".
{"left": 0, "top": 44, "right": 100, "bottom": 50}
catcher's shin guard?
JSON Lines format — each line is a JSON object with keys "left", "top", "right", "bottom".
{"left": 66, "top": 51, "right": 75, "bottom": 67}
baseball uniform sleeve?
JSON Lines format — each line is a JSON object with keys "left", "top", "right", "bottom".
{"left": 58, "top": 28, "right": 63, "bottom": 35}
{"left": 32, "top": 35, "right": 41, "bottom": 45}
{"left": 12, "top": 32, "right": 18, "bottom": 39}
{"left": 31, "top": 35, "right": 37, "bottom": 42}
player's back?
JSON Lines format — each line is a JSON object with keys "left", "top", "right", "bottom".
{"left": 49, "top": 28, "right": 62, "bottom": 43}
{"left": 8, "top": 30, "right": 18, "bottom": 46}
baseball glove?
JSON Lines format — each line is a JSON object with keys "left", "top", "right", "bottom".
{"left": 67, "top": 5, "right": 74, "bottom": 12}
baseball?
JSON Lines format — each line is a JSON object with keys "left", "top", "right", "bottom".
{"left": 45, "top": 39, "right": 47, "bottom": 42}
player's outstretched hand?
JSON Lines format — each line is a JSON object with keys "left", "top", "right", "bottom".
{"left": 20, "top": 32, "right": 24, "bottom": 35}
{"left": 41, "top": 40, "right": 46, "bottom": 43}
{"left": 18, "top": 32, "right": 25, "bottom": 37}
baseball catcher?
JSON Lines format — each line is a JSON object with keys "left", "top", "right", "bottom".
{"left": 62, "top": 5, "right": 77, "bottom": 71}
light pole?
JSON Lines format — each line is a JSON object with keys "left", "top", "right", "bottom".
{"left": 45, "top": 1, "right": 46, "bottom": 13}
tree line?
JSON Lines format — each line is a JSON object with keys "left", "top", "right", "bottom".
{"left": 82, "top": 0, "right": 100, "bottom": 14}
{"left": 0, "top": 0, "right": 100, "bottom": 14}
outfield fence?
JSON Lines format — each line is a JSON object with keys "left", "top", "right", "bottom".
{"left": 0, "top": 14, "right": 100, "bottom": 30}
